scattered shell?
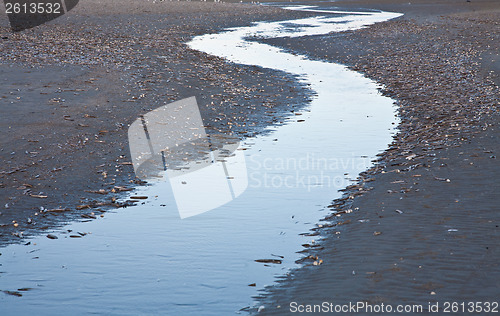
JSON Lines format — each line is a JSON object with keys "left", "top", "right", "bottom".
{"left": 255, "top": 259, "right": 282, "bottom": 264}
{"left": 130, "top": 196, "right": 148, "bottom": 200}
{"left": 2, "top": 290, "right": 22, "bottom": 297}
{"left": 30, "top": 194, "right": 48, "bottom": 199}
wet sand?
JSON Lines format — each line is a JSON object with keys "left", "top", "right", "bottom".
{"left": 0, "top": 0, "right": 499, "bottom": 313}
{"left": 254, "top": 0, "right": 500, "bottom": 314}
{"left": 0, "top": 1, "right": 313, "bottom": 245}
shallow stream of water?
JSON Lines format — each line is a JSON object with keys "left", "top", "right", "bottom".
{"left": 0, "top": 6, "right": 401, "bottom": 315}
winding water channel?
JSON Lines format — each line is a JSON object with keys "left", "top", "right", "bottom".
{"left": 0, "top": 5, "right": 402, "bottom": 315}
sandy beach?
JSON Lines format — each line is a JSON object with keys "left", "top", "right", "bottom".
{"left": 254, "top": 0, "right": 500, "bottom": 314}
{"left": 0, "top": 0, "right": 499, "bottom": 314}
{"left": 0, "top": 1, "right": 313, "bottom": 244}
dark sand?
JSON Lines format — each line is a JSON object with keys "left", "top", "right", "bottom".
{"left": 0, "top": 0, "right": 498, "bottom": 313}
{"left": 0, "top": 1, "right": 313, "bottom": 245}
{"left": 253, "top": 0, "right": 500, "bottom": 314}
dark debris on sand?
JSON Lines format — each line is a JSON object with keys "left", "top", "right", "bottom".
{"left": 0, "top": 1, "right": 314, "bottom": 246}
{"left": 255, "top": 5, "right": 500, "bottom": 313}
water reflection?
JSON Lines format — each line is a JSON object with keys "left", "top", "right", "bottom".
{"left": 128, "top": 96, "right": 248, "bottom": 218}
{"left": 0, "top": 6, "right": 402, "bottom": 315}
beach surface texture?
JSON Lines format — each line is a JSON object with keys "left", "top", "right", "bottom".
{"left": 255, "top": 0, "right": 500, "bottom": 314}
{"left": 0, "top": 0, "right": 499, "bottom": 314}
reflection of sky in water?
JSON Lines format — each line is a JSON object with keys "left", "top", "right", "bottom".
{"left": 0, "top": 6, "right": 402, "bottom": 315}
